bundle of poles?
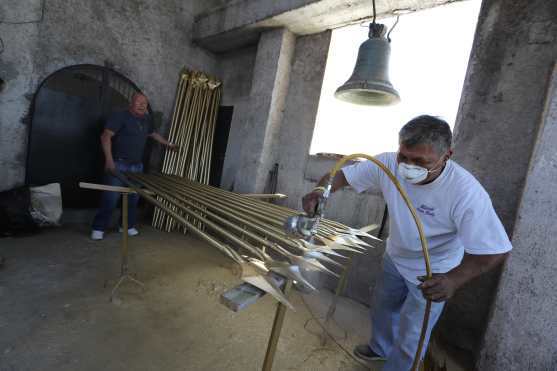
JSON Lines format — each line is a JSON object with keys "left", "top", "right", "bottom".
{"left": 125, "top": 173, "right": 381, "bottom": 308}
{"left": 153, "top": 69, "right": 222, "bottom": 232}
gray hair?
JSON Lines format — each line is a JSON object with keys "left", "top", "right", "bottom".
{"left": 399, "top": 115, "right": 452, "bottom": 155}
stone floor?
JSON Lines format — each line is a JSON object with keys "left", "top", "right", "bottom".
{"left": 0, "top": 224, "right": 380, "bottom": 371}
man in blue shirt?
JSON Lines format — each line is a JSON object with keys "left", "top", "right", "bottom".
{"left": 91, "top": 93, "right": 174, "bottom": 240}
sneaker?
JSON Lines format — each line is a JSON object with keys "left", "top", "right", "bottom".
{"left": 118, "top": 227, "right": 139, "bottom": 236}
{"left": 353, "top": 344, "right": 386, "bottom": 362}
{"left": 91, "top": 230, "right": 104, "bottom": 240}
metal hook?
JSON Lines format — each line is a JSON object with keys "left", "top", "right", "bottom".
{"left": 387, "top": 14, "right": 401, "bottom": 42}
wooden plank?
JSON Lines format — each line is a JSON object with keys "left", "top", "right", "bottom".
{"left": 79, "top": 182, "right": 155, "bottom": 195}
{"left": 220, "top": 273, "right": 287, "bottom": 312}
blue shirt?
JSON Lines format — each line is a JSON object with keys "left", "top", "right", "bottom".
{"left": 105, "top": 110, "right": 153, "bottom": 164}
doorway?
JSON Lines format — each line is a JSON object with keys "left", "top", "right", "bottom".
{"left": 209, "top": 106, "right": 233, "bottom": 188}
{"left": 26, "top": 65, "right": 151, "bottom": 208}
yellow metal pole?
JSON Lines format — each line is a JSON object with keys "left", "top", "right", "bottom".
{"left": 262, "top": 279, "right": 293, "bottom": 371}
{"left": 110, "top": 191, "right": 144, "bottom": 301}
{"left": 327, "top": 153, "right": 432, "bottom": 371}
{"left": 121, "top": 193, "right": 129, "bottom": 275}
{"left": 122, "top": 178, "right": 244, "bottom": 264}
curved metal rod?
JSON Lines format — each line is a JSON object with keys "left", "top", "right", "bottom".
{"left": 327, "top": 153, "right": 432, "bottom": 371}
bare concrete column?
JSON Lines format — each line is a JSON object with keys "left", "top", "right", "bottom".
{"left": 477, "top": 65, "right": 557, "bottom": 370}
{"left": 434, "top": 0, "right": 557, "bottom": 365}
{"left": 228, "top": 28, "right": 295, "bottom": 193}
{"left": 275, "top": 31, "right": 331, "bottom": 208}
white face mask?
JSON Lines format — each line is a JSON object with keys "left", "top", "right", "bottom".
{"left": 398, "top": 163, "right": 429, "bottom": 184}
{"left": 398, "top": 157, "right": 445, "bottom": 184}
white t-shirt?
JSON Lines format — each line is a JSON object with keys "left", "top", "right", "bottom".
{"left": 342, "top": 152, "right": 512, "bottom": 284}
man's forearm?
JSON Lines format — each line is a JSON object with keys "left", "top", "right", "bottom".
{"left": 150, "top": 132, "right": 171, "bottom": 146}
{"left": 100, "top": 136, "right": 114, "bottom": 164}
{"left": 447, "top": 252, "right": 508, "bottom": 288}
{"left": 420, "top": 251, "right": 509, "bottom": 302}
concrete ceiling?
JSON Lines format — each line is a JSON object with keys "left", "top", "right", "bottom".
{"left": 193, "top": 0, "right": 469, "bottom": 52}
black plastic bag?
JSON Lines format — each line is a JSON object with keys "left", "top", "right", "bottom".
{"left": 0, "top": 186, "right": 40, "bottom": 237}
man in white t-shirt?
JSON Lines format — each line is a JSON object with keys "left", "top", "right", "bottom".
{"left": 302, "top": 115, "right": 511, "bottom": 370}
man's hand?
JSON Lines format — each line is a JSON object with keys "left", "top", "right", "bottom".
{"left": 302, "top": 190, "right": 323, "bottom": 215}
{"left": 150, "top": 132, "right": 176, "bottom": 149}
{"left": 105, "top": 159, "right": 116, "bottom": 174}
{"left": 418, "top": 253, "right": 509, "bottom": 302}
{"left": 418, "top": 274, "right": 459, "bottom": 302}
{"left": 301, "top": 172, "right": 348, "bottom": 215}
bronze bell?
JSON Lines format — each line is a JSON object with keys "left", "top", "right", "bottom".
{"left": 335, "top": 23, "right": 400, "bottom": 106}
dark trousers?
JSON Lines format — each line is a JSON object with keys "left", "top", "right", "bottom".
{"left": 92, "top": 161, "right": 143, "bottom": 231}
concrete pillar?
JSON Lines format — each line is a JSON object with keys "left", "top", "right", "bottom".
{"left": 275, "top": 31, "right": 331, "bottom": 208}
{"left": 434, "top": 0, "right": 557, "bottom": 364}
{"left": 226, "top": 28, "right": 295, "bottom": 193}
{"left": 453, "top": 0, "right": 557, "bottom": 231}
{"left": 477, "top": 64, "right": 557, "bottom": 370}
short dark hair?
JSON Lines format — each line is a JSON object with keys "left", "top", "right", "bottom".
{"left": 399, "top": 115, "right": 452, "bottom": 154}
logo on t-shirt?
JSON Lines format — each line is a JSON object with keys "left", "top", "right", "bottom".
{"left": 417, "top": 204, "right": 435, "bottom": 217}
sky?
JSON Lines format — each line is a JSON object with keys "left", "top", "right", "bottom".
{"left": 310, "top": 0, "right": 482, "bottom": 155}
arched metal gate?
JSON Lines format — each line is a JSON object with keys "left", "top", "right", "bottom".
{"left": 26, "top": 64, "right": 151, "bottom": 208}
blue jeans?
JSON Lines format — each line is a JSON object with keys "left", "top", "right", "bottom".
{"left": 92, "top": 161, "right": 143, "bottom": 231}
{"left": 369, "top": 254, "right": 445, "bottom": 371}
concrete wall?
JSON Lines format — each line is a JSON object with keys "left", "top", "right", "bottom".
{"left": 235, "top": 28, "right": 296, "bottom": 193}
{"left": 193, "top": 0, "right": 236, "bottom": 16}
{"left": 218, "top": 47, "right": 257, "bottom": 107}
{"left": 220, "top": 28, "right": 296, "bottom": 193}
{"left": 435, "top": 0, "right": 557, "bottom": 364}
{"left": 217, "top": 45, "right": 257, "bottom": 191}
{"left": 477, "top": 64, "right": 557, "bottom": 371}
{"left": 193, "top": 0, "right": 469, "bottom": 52}
{"left": 0, "top": 0, "right": 218, "bottom": 191}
